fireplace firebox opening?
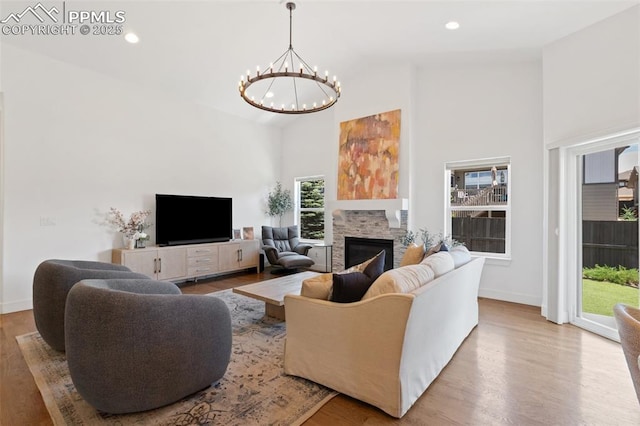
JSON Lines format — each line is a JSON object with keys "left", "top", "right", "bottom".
{"left": 344, "top": 237, "right": 394, "bottom": 272}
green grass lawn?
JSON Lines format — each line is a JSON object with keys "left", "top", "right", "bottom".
{"left": 582, "top": 279, "right": 639, "bottom": 316}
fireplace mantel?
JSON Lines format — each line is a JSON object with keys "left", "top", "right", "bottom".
{"left": 329, "top": 198, "right": 409, "bottom": 228}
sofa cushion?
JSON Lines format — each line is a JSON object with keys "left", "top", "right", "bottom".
{"left": 420, "top": 251, "right": 455, "bottom": 277}
{"left": 449, "top": 245, "right": 472, "bottom": 268}
{"left": 362, "top": 264, "right": 435, "bottom": 299}
{"left": 400, "top": 243, "right": 425, "bottom": 266}
{"left": 300, "top": 273, "right": 333, "bottom": 300}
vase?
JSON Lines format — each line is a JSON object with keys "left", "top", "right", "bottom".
{"left": 123, "top": 236, "right": 135, "bottom": 250}
{"left": 135, "top": 239, "right": 146, "bottom": 249}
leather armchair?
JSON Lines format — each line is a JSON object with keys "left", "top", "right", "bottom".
{"left": 262, "top": 225, "right": 315, "bottom": 270}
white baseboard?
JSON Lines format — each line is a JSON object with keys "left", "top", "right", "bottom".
{"left": 478, "top": 288, "right": 541, "bottom": 308}
{"left": 1, "top": 298, "right": 32, "bottom": 314}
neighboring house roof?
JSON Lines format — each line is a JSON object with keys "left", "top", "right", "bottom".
{"left": 618, "top": 167, "right": 638, "bottom": 202}
{"left": 618, "top": 166, "right": 639, "bottom": 186}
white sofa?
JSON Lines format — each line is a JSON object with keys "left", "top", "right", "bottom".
{"left": 283, "top": 251, "right": 485, "bottom": 418}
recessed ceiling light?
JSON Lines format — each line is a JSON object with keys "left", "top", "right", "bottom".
{"left": 445, "top": 21, "right": 460, "bottom": 30}
{"left": 124, "top": 32, "right": 139, "bottom": 43}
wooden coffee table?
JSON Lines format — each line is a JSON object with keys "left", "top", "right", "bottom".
{"left": 233, "top": 270, "right": 321, "bottom": 320}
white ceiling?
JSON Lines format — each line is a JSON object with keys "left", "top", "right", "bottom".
{"left": 3, "top": 0, "right": 639, "bottom": 126}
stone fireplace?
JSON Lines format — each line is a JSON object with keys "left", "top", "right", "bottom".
{"left": 332, "top": 208, "right": 408, "bottom": 271}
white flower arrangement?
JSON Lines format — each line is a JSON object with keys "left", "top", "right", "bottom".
{"left": 107, "top": 207, "right": 152, "bottom": 240}
{"left": 134, "top": 231, "right": 149, "bottom": 241}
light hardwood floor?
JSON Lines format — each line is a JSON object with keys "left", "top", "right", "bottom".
{"left": 1, "top": 269, "right": 639, "bottom": 425}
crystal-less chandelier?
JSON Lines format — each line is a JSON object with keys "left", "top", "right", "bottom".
{"left": 238, "top": 2, "right": 341, "bottom": 115}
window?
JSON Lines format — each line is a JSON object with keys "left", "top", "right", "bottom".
{"left": 446, "top": 157, "right": 511, "bottom": 258}
{"left": 295, "top": 176, "right": 325, "bottom": 241}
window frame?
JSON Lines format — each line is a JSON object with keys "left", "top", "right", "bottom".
{"left": 445, "top": 156, "right": 512, "bottom": 260}
{"left": 295, "top": 175, "right": 325, "bottom": 243}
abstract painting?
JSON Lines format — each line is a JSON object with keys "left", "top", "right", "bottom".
{"left": 338, "top": 109, "right": 401, "bottom": 200}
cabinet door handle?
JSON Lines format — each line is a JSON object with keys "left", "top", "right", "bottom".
{"left": 154, "top": 258, "right": 157, "bottom": 274}
{"left": 158, "top": 258, "right": 162, "bottom": 274}
{"left": 240, "top": 249, "right": 243, "bottom": 261}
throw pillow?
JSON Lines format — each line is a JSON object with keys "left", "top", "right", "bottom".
{"left": 300, "top": 273, "right": 333, "bottom": 300}
{"left": 330, "top": 272, "right": 374, "bottom": 303}
{"left": 342, "top": 250, "right": 385, "bottom": 274}
{"left": 330, "top": 251, "right": 386, "bottom": 303}
{"left": 449, "top": 245, "right": 471, "bottom": 268}
{"left": 420, "top": 251, "right": 455, "bottom": 277}
{"left": 363, "top": 250, "right": 385, "bottom": 280}
{"left": 400, "top": 243, "right": 426, "bottom": 266}
{"left": 424, "top": 241, "right": 449, "bottom": 258}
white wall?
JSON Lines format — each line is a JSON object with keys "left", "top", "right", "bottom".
{"left": 280, "top": 64, "right": 415, "bottom": 245}
{"left": 542, "top": 5, "right": 640, "bottom": 323}
{"left": 280, "top": 110, "right": 334, "bottom": 235}
{"left": 332, "top": 63, "right": 415, "bottom": 209}
{"left": 543, "top": 5, "right": 640, "bottom": 146}
{"left": 281, "top": 59, "right": 544, "bottom": 306}
{"left": 417, "top": 60, "right": 544, "bottom": 306}
{"left": 1, "top": 44, "right": 282, "bottom": 313}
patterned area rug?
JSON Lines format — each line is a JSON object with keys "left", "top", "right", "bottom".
{"left": 17, "top": 289, "right": 337, "bottom": 425}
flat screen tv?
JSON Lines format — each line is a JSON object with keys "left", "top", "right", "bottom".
{"left": 156, "top": 194, "right": 232, "bottom": 246}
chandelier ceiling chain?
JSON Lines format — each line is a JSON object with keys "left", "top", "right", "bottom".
{"left": 238, "top": 2, "right": 341, "bottom": 115}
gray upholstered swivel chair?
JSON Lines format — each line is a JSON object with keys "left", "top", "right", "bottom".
{"left": 614, "top": 303, "right": 640, "bottom": 404}
{"left": 32, "top": 259, "right": 149, "bottom": 352}
{"left": 65, "top": 278, "right": 232, "bottom": 414}
{"left": 262, "top": 225, "right": 315, "bottom": 270}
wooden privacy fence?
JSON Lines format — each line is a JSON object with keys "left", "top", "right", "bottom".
{"left": 451, "top": 217, "right": 505, "bottom": 254}
{"left": 582, "top": 220, "right": 638, "bottom": 269}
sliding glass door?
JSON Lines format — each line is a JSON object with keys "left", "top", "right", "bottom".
{"left": 572, "top": 139, "right": 639, "bottom": 339}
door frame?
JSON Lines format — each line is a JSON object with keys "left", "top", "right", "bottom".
{"left": 561, "top": 129, "right": 640, "bottom": 341}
